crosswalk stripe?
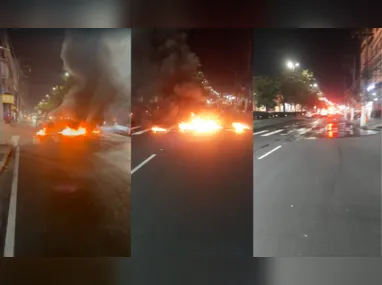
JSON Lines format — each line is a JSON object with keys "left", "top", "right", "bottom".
{"left": 261, "top": 129, "right": 283, "bottom": 136}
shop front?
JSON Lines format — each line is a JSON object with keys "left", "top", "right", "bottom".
{"left": 2, "top": 93, "right": 16, "bottom": 122}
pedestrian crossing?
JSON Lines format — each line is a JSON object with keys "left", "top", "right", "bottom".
{"left": 253, "top": 127, "right": 313, "bottom": 137}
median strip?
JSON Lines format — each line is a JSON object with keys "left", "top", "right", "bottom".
{"left": 258, "top": 145, "right": 282, "bottom": 160}
{"left": 131, "top": 154, "right": 156, "bottom": 174}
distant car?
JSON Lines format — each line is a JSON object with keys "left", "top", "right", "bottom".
{"left": 35, "top": 119, "right": 101, "bottom": 148}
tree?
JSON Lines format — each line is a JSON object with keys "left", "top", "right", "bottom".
{"left": 279, "top": 69, "right": 318, "bottom": 111}
{"left": 253, "top": 77, "right": 280, "bottom": 112}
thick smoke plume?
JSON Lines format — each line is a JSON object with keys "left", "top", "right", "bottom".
{"left": 132, "top": 29, "right": 204, "bottom": 104}
{"left": 57, "top": 28, "right": 130, "bottom": 125}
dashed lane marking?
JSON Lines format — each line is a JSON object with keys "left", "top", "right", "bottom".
{"left": 258, "top": 145, "right": 282, "bottom": 160}
{"left": 131, "top": 154, "right": 156, "bottom": 174}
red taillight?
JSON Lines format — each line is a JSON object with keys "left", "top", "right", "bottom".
{"left": 327, "top": 123, "right": 333, "bottom": 131}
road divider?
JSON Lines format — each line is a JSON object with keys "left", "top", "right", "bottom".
{"left": 258, "top": 145, "right": 282, "bottom": 160}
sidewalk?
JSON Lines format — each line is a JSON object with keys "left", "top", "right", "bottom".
{"left": 349, "top": 118, "right": 382, "bottom": 130}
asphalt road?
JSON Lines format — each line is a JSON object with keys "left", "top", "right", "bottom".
{"left": 131, "top": 127, "right": 253, "bottom": 256}
{"left": 253, "top": 118, "right": 382, "bottom": 256}
{"left": 0, "top": 130, "right": 130, "bottom": 257}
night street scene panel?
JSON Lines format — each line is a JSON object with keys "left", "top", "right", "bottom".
{"left": 253, "top": 28, "right": 382, "bottom": 256}
{"left": 131, "top": 29, "right": 254, "bottom": 256}
{"left": 0, "top": 29, "right": 130, "bottom": 257}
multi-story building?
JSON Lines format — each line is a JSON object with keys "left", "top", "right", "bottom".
{"left": 360, "top": 28, "right": 382, "bottom": 111}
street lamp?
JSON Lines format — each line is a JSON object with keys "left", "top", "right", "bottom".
{"left": 46, "top": 94, "right": 49, "bottom": 98}
{"left": 52, "top": 86, "right": 56, "bottom": 91}
{"left": 286, "top": 60, "right": 299, "bottom": 70}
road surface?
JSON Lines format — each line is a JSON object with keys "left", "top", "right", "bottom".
{"left": 131, "top": 126, "right": 253, "bottom": 256}
{"left": 0, "top": 127, "right": 130, "bottom": 257}
{"left": 253, "top": 118, "right": 381, "bottom": 256}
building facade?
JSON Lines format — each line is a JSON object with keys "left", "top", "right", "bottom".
{"left": 360, "top": 28, "right": 382, "bottom": 118}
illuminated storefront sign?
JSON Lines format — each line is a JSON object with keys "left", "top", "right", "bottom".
{"left": 1, "top": 94, "right": 15, "bottom": 104}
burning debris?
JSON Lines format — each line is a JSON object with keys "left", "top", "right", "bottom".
{"left": 55, "top": 28, "right": 131, "bottom": 125}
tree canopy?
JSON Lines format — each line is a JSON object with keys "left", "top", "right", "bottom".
{"left": 253, "top": 77, "right": 280, "bottom": 111}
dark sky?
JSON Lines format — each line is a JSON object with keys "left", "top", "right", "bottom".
{"left": 7, "top": 29, "right": 65, "bottom": 109}
{"left": 253, "top": 29, "right": 359, "bottom": 102}
{"left": 188, "top": 29, "right": 252, "bottom": 94}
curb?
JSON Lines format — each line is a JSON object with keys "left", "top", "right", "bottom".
{"left": 0, "top": 144, "right": 12, "bottom": 174}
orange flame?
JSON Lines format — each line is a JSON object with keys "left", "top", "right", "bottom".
{"left": 36, "top": 128, "right": 46, "bottom": 136}
{"left": 179, "top": 114, "right": 222, "bottom": 133}
{"left": 152, "top": 126, "right": 167, "bottom": 133}
{"left": 232, "top": 122, "right": 250, "bottom": 133}
{"left": 60, "top": 126, "right": 87, "bottom": 136}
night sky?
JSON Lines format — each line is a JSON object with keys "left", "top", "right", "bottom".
{"left": 7, "top": 29, "right": 65, "bottom": 109}
{"left": 253, "top": 29, "right": 359, "bottom": 102}
{"left": 188, "top": 29, "right": 252, "bottom": 94}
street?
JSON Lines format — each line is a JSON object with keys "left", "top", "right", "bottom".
{"left": 253, "top": 118, "right": 381, "bottom": 256}
{"left": 0, "top": 126, "right": 130, "bottom": 257}
{"left": 131, "top": 126, "right": 253, "bottom": 256}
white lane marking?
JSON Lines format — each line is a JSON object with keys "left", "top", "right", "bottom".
{"left": 131, "top": 126, "right": 141, "bottom": 130}
{"left": 258, "top": 145, "right": 282, "bottom": 160}
{"left": 261, "top": 129, "right": 283, "bottom": 136}
{"left": 132, "top": 128, "right": 151, "bottom": 135}
{"left": 253, "top": 130, "right": 268, "bottom": 135}
{"left": 299, "top": 127, "right": 312, "bottom": 135}
{"left": 4, "top": 135, "right": 20, "bottom": 257}
{"left": 131, "top": 154, "right": 156, "bottom": 174}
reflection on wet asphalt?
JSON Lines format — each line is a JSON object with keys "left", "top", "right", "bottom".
{"left": 274, "top": 119, "right": 379, "bottom": 142}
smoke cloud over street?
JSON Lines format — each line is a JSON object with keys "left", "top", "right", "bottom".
{"left": 58, "top": 28, "right": 130, "bottom": 124}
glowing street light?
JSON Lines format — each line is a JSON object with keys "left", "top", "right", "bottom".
{"left": 313, "top": 83, "right": 318, "bottom": 88}
{"left": 64, "top": 72, "right": 70, "bottom": 77}
{"left": 46, "top": 94, "right": 49, "bottom": 98}
{"left": 286, "top": 60, "right": 300, "bottom": 70}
